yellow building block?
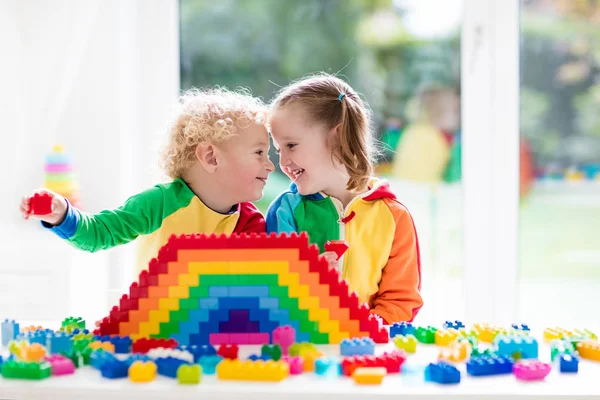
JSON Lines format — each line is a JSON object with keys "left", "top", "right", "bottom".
{"left": 168, "top": 285, "right": 189, "bottom": 299}
{"left": 438, "top": 341, "right": 471, "bottom": 363}
{"left": 298, "top": 295, "right": 319, "bottom": 311}
{"left": 138, "top": 321, "right": 159, "bottom": 337}
{"left": 89, "top": 341, "right": 115, "bottom": 353}
{"left": 544, "top": 327, "right": 570, "bottom": 343}
{"left": 149, "top": 309, "right": 170, "bottom": 324}
{"left": 216, "top": 359, "right": 289, "bottom": 381}
{"left": 20, "top": 343, "right": 46, "bottom": 362}
{"left": 129, "top": 361, "right": 157, "bottom": 383}
{"left": 473, "top": 323, "right": 501, "bottom": 343}
{"left": 393, "top": 334, "right": 417, "bottom": 353}
{"left": 178, "top": 273, "right": 199, "bottom": 287}
{"left": 158, "top": 297, "right": 179, "bottom": 311}
{"left": 435, "top": 328, "right": 461, "bottom": 346}
{"left": 352, "top": 367, "right": 386, "bottom": 385}
{"left": 188, "top": 262, "right": 229, "bottom": 275}
{"left": 328, "top": 331, "right": 350, "bottom": 344}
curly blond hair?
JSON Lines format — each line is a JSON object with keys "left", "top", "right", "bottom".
{"left": 160, "top": 87, "right": 267, "bottom": 178}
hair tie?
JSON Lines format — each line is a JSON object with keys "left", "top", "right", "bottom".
{"left": 338, "top": 93, "right": 346, "bottom": 102}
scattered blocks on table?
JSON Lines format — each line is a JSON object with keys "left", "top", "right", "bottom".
{"left": 390, "top": 322, "right": 414, "bottom": 338}
{"left": 1, "top": 319, "right": 20, "bottom": 346}
{"left": 425, "top": 362, "right": 460, "bottom": 384}
{"left": 340, "top": 337, "right": 375, "bottom": 356}
{"left": 443, "top": 320, "right": 465, "bottom": 330}
{"left": 216, "top": 359, "right": 289, "bottom": 381}
{"left": 466, "top": 355, "right": 514, "bottom": 376}
{"left": 558, "top": 354, "right": 579, "bottom": 373}
{"left": 494, "top": 334, "right": 538, "bottom": 359}
{"left": 129, "top": 360, "right": 157, "bottom": 383}
{"left": 513, "top": 360, "right": 551, "bottom": 381}
{"left": 352, "top": 367, "right": 386, "bottom": 385}
{"left": 393, "top": 334, "right": 417, "bottom": 353}
{"left": 177, "top": 364, "right": 202, "bottom": 384}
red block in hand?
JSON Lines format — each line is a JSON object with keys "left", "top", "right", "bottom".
{"left": 325, "top": 240, "right": 349, "bottom": 260}
{"left": 28, "top": 193, "right": 52, "bottom": 215}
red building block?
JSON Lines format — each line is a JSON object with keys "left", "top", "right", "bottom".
{"left": 28, "top": 193, "right": 52, "bottom": 215}
{"left": 217, "top": 344, "right": 239, "bottom": 360}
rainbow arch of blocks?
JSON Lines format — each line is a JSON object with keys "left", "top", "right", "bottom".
{"left": 96, "top": 233, "right": 388, "bottom": 345}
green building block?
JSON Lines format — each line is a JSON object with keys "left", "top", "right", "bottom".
{"left": 1, "top": 361, "right": 51, "bottom": 380}
{"left": 261, "top": 344, "right": 282, "bottom": 361}
{"left": 414, "top": 326, "right": 437, "bottom": 344}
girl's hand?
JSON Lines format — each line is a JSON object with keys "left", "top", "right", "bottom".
{"left": 20, "top": 189, "right": 68, "bottom": 226}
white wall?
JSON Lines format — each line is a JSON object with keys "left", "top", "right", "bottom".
{"left": 0, "top": 0, "right": 179, "bottom": 325}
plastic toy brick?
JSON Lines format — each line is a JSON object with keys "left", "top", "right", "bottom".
{"left": 248, "top": 354, "right": 270, "bottom": 361}
{"left": 324, "top": 240, "right": 349, "bottom": 260}
{"left": 341, "top": 351, "right": 406, "bottom": 376}
{"left": 90, "top": 349, "right": 117, "bottom": 370}
{"left": 576, "top": 340, "right": 600, "bottom": 361}
{"left": 100, "top": 359, "right": 129, "bottom": 379}
{"left": 61, "top": 317, "right": 86, "bottom": 333}
{"left": 61, "top": 349, "right": 87, "bottom": 368}
{"left": 148, "top": 348, "right": 194, "bottom": 363}
{"left": 272, "top": 325, "right": 295, "bottom": 355}
{"left": 216, "top": 359, "right": 289, "bottom": 381}
{"left": 1, "top": 360, "right": 52, "bottom": 380}
{"left": 352, "top": 367, "right": 386, "bottom": 385}
{"left": 124, "top": 354, "right": 151, "bottom": 367}
{"left": 511, "top": 323, "right": 530, "bottom": 332}
{"left": 340, "top": 337, "right": 375, "bottom": 357}
{"left": 470, "top": 346, "right": 493, "bottom": 357}
{"left": 393, "top": 334, "right": 417, "bottom": 353}
{"left": 466, "top": 355, "right": 514, "bottom": 376}
{"left": 289, "top": 342, "right": 318, "bottom": 357}
{"left": 558, "top": 354, "right": 578, "bottom": 373}
{"left": 45, "top": 332, "right": 72, "bottom": 355}
{"left": 1, "top": 319, "right": 20, "bottom": 346}
{"left": 94, "top": 335, "right": 132, "bottom": 354}
{"left": 44, "top": 354, "right": 75, "bottom": 376}
{"left": 302, "top": 350, "right": 321, "bottom": 372}
{"left": 443, "top": 320, "right": 465, "bottom": 330}
{"left": 261, "top": 344, "right": 282, "bottom": 361}
{"left": 424, "top": 362, "right": 460, "bottom": 384}
{"left": 550, "top": 339, "right": 576, "bottom": 361}
{"left": 315, "top": 357, "right": 332, "bottom": 375}
{"left": 282, "top": 355, "right": 303, "bottom": 375}
{"left": 494, "top": 334, "right": 538, "bottom": 359}
{"left": 20, "top": 343, "right": 46, "bottom": 362}
{"left": 543, "top": 327, "right": 570, "bottom": 343}
{"left": 129, "top": 360, "right": 157, "bottom": 383}
{"left": 178, "top": 364, "right": 202, "bottom": 384}
{"left": 89, "top": 340, "right": 115, "bottom": 353}
{"left": 178, "top": 344, "right": 216, "bottom": 362}
{"left": 513, "top": 360, "right": 551, "bottom": 381}
{"left": 438, "top": 341, "right": 471, "bottom": 363}
{"left": 28, "top": 193, "right": 52, "bottom": 215}
{"left": 156, "top": 356, "right": 189, "bottom": 378}
{"left": 414, "top": 326, "right": 437, "bottom": 344}
{"left": 473, "top": 323, "right": 503, "bottom": 343}
{"left": 458, "top": 327, "right": 480, "bottom": 340}
{"left": 217, "top": 344, "right": 239, "bottom": 360}
{"left": 199, "top": 355, "right": 223, "bottom": 375}
{"left": 434, "top": 328, "right": 461, "bottom": 347}
{"left": 132, "top": 338, "right": 178, "bottom": 354}
{"left": 390, "top": 322, "right": 414, "bottom": 338}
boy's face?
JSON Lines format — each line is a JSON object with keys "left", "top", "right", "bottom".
{"left": 216, "top": 122, "right": 274, "bottom": 203}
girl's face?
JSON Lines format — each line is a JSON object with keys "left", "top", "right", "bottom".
{"left": 269, "top": 105, "right": 347, "bottom": 196}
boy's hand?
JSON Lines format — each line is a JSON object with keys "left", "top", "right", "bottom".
{"left": 320, "top": 251, "right": 339, "bottom": 270}
{"left": 20, "top": 189, "right": 68, "bottom": 226}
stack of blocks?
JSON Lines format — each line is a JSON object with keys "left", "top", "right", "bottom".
{"left": 94, "top": 233, "right": 388, "bottom": 346}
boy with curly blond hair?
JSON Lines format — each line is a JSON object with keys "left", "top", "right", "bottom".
{"left": 20, "top": 87, "right": 275, "bottom": 272}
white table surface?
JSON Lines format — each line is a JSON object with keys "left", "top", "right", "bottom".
{"left": 1, "top": 338, "right": 599, "bottom": 400}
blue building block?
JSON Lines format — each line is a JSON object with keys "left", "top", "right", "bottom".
{"left": 209, "top": 286, "right": 229, "bottom": 297}
{"left": 198, "top": 298, "right": 219, "bottom": 310}
{"left": 390, "top": 322, "right": 414, "bottom": 338}
{"left": 425, "top": 362, "right": 461, "bottom": 384}
{"left": 0, "top": 356, "right": 3, "bottom": 373}
{"left": 315, "top": 357, "right": 333, "bottom": 375}
{"left": 47, "top": 332, "right": 72, "bottom": 354}
{"left": 229, "top": 286, "right": 269, "bottom": 297}
{"left": 259, "top": 297, "right": 279, "bottom": 309}
{"left": 199, "top": 355, "right": 222, "bottom": 375}
{"left": 340, "top": 337, "right": 375, "bottom": 356}
{"left": 1, "top": 320, "right": 20, "bottom": 346}
{"left": 124, "top": 354, "right": 150, "bottom": 367}
{"left": 443, "top": 320, "right": 465, "bottom": 330}
{"left": 156, "top": 357, "right": 190, "bottom": 378}
{"left": 511, "top": 323, "right": 530, "bottom": 332}
{"left": 466, "top": 355, "right": 514, "bottom": 376}
{"left": 90, "top": 350, "right": 117, "bottom": 370}
{"left": 494, "top": 334, "right": 538, "bottom": 359}
{"left": 559, "top": 354, "right": 579, "bottom": 373}
{"left": 100, "top": 360, "right": 129, "bottom": 379}
{"left": 111, "top": 336, "right": 132, "bottom": 354}
{"left": 248, "top": 353, "right": 271, "bottom": 361}
{"left": 69, "top": 329, "right": 90, "bottom": 336}
{"left": 177, "top": 344, "right": 216, "bottom": 362}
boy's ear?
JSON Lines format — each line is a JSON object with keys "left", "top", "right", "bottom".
{"left": 195, "top": 142, "right": 219, "bottom": 173}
